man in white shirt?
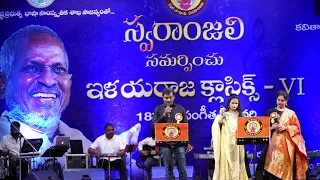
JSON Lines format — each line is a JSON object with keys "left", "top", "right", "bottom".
{"left": 88, "top": 123, "right": 127, "bottom": 180}
{"left": 138, "top": 136, "right": 160, "bottom": 177}
{"left": 0, "top": 121, "right": 28, "bottom": 179}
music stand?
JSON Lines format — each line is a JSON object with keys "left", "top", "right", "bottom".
{"left": 125, "top": 144, "right": 137, "bottom": 180}
{"left": 154, "top": 123, "right": 189, "bottom": 179}
{"left": 41, "top": 146, "right": 69, "bottom": 169}
{"left": 21, "top": 138, "right": 43, "bottom": 172}
{"left": 237, "top": 116, "right": 270, "bottom": 180}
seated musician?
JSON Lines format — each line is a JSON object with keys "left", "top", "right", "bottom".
{"left": 0, "top": 121, "right": 28, "bottom": 179}
{"left": 138, "top": 136, "right": 160, "bottom": 177}
{"left": 88, "top": 123, "right": 127, "bottom": 180}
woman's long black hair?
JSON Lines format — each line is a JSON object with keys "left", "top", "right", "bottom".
{"left": 225, "top": 94, "right": 244, "bottom": 117}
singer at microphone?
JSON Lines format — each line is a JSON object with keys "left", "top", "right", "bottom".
{"left": 267, "top": 108, "right": 283, "bottom": 134}
{"left": 152, "top": 87, "right": 193, "bottom": 180}
{"left": 255, "top": 91, "right": 308, "bottom": 180}
{"left": 0, "top": 121, "right": 29, "bottom": 179}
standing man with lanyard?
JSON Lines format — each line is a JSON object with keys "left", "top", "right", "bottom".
{"left": 152, "top": 87, "right": 193, "bottom": 180}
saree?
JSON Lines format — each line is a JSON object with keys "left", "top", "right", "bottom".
{"left": 211, "top": 112, "right": 249, "bottom": 180}
{"left": 264, "top": 108, "right": 308, "bottom": 180}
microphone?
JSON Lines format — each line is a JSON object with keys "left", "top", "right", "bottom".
{"left": 220, "top": 106, "right": 227, "bottom": 120}
{"left": 2, "top": 113, "right": 24, "bottom": 137}
{"left": 273, "top": 116, "right": 279, "bottom": 134}
{"left": 267, "top": 108, "right": 279, "bottom": 134}
{"left": 18, "top": 133, "right": 23, "bottom": 139}
{"left": 218, "top": 106, "right": 225, "bottom": 130}
{"left": 166, "top": 103, "right": 171, "bottom": 118}
{"left": 1, "top": 114, "right": 11, "bottom": 122}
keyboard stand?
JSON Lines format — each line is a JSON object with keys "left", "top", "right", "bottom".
{"left": 106, "top": 156, "right": 115, "bottom": 180}
{"left": 100, "top": 154, "right": 118, "bottom": 180}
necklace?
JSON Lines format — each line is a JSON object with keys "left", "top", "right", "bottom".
{"left": 229, "top": 111, "right": 238, "bottom": 118}
{"left": 276, "top": 107, "right": 285, "bottom": 111}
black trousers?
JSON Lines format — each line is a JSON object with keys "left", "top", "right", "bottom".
{"left": 98, "top": 159, "right": 127, "bottom": 180}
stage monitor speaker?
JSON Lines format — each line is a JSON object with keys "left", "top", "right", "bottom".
{"left": 315, "top": 0, "right": 320, "bottom": 16}
{"left": 309, "top": 165, "right": 320, "bottom": 179}
{"left": 63, "top": 168, "right": 105, "bottom": 180}
{"left": 152, "top": 166, "right": 194, "bottom": 180}
{"left": 24, "top": 170, "right": 61, "bottom": 180}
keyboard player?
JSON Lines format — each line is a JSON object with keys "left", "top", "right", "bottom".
{"left": 0, "top": 121, "right": 28, "bottom": 179}
{"left": 194, "top": 145, "right": 214, "bottom": 180}
{"left": 88, "top": 123, "right": 127, "bottom": 180}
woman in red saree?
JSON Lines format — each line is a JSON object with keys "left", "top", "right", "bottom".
{"left": 256, "top": 91, "right": 308, "bottom": 180}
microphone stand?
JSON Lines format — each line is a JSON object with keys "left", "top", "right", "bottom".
{"left": 3, "top": 116, "right": 38, "bottom": 180}
{"left": 19, "top": 135, "right": 22, "bottom": 180}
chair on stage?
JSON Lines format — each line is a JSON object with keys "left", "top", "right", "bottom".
{"left": 136, "top": 157, "right": 163, "bottom": 180}
{"left": 136, "top": 145, "right": 164, "bottom": 180}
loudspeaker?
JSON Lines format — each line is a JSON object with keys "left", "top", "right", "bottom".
{"left": 152, "top": 166, "right": 194, "bottom": 180}
{"left": 315, "top": 0, "right": 320, "bottom": 16}
{"left": 309, "top": 166, "right": 320, "bottom": 179}
{"left": 24, "top": 170, "right": 61, "bottom": 180}
{"left": 63, "top": 168, "right": 105, "bottom": 180}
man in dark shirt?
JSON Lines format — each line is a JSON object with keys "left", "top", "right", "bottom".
{"left": 152, "top": 87, "right": 193, "bottom": 180}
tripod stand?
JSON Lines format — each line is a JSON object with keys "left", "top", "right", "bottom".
{"left": 125, "top": 144, "right": 137, "bottom": 180}
{"left": 103, "top": 157, "right": 115, "bottom": 180}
